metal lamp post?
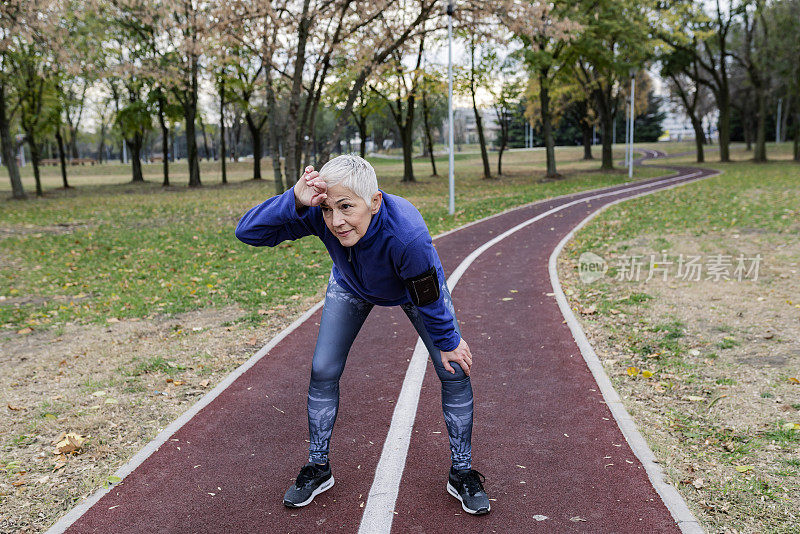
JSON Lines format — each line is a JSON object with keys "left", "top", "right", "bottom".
{"left": 628, "top": 68, "right": 635, "bottom": 178}
{"left": 447, "top": 0, "right": 455, "bottom": 215}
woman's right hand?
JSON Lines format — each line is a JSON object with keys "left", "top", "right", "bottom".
{"left": 294, "top": 165, "right": 328, "bottom": 208}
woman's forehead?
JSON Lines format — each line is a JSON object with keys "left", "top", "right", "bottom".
{"left": 324, "top": 183, "right": 360, "bottom": 203}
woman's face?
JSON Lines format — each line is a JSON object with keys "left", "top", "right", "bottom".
{"left": 320, "top": 183, "right": 382, "bottom": 247}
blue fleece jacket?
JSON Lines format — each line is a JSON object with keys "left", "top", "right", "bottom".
{"left": 234, "top": 187, "right": 461, "bottom": 352}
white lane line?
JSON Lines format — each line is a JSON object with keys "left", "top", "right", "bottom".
{"left": 45, "top": 300, "right": 324, "bottom": 534}
{"left": 547, "top": 171, "right": 719, "bottom": 534}
{"left": 358, "top": 168, "right": 710, "bottom": 533}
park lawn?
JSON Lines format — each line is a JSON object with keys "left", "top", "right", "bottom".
{"left": 558, "top": 147, "right": 800, "bottom": 532}
{"left": 0, "top": 147, "right": 665, "bottom": 336}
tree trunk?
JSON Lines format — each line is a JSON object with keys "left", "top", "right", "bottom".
{"left": 199, "top": 113, "right": 211, "bottom": 161}
{"left": 539, "top": 72, "right": 557, "bottom": 178}
{"left": 753, "top": 88, "right": 767, "bottom": 162}
{"left": 220, "top": 77, "right": 226, "bottom": 184}
{"left": 55, "top": 126, "right": 70, "bottom": 188}
{"left": 184, "top": 53, "right": 202, "bottom": 187}
{"left": 284, "top": 0, "right": 312, "bottom": 187}
{"left": 779, "top": 98, "right": 789, "bottom": 143}
{"left": 743, "top": 108, "right": 753, "bottom": 151}
{"left": 127, "top": 135, "right": 144, "bottom": 183}
{"left": 69, "top": 126, "right": 79, "bottom": 160}
{"left": 497, "top": 145, "right": 505, "bottom": 176}
{"left": 794, "top": 109, "right": 800, "bottom": 161}
{"left": 0, "top": 83, "right": 25, "bottom": 199}
{"left": 184, "top": 99, "right": 201, "bottom": 187}
{"left": 157, "top": 96, "right": 170, "bottom": 186}
{"left": 594, "top": 89, "right": 614, "bottom": 170}
{"left": 470, "top": 45, "right": 491, "bottom": 180}
{"left": 691, "top": 118, "right": 705, "bottom": 163}
{"left": 718, "top": 92, "right": 731, "bottom": 162}
{"left": 581, "top": 122, "right": 593, "bottom": 160}
{"left": 27, "top": 138, "right": 43, "bottom": 196}
{"left": 421, "top": 90, "right": 438, "bottom": 176}
{"left": 400, "top": 121, "right": 415, "bottom": 183}
{"left": 96, "top": 123, "right": 106, "bottom": 164}
{"left": 355, "top": 114, "right": 367, "bottom": 159}
{"left": 245, "top": 113, "right": 263, "bottom": 180}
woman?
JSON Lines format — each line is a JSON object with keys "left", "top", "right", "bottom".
{"left": 235, "top": 154, "right": 490, "bottom": 515}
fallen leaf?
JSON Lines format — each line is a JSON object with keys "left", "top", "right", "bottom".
{"left": 689, "top": 349, "right": 701, "bottom": 356}
{"left": 12, "top": 478, "right": 26, "bottom": 487}
{"left": 17, "top": 327, "right": 33, "bottom": 335}
{"left": 626, "top": 366, "right": 639, "bottom": 377}
{"left": 642, "top": 370, "right": 653, "bottom": 378}
{"left": 533, "top": 515, "right": 549, "bottom": 521}
{"left": 7, "top": 404, "right": 23, "bottom": 411}
{"left": 53, "top": 433, "right": 85, "bottom": 455}
{"left": 257, "top": 309, "right": 269, "bottom": 315}
{"left": 781, "top": 422, "right": 800, "bottom": 431}
{"left": 684, "top": 395, "right": 705, "bottom": 402}
{"left": 91, "top": 390, "right": 106, "bottom": 397}
{"left": 246, "top": 336, "right": 258, "bottom": 346}
{"left": 788, "top": 377, "right": 799, "bottom": 385}
{"left": 580, "top": 305, "right": 597, "bottom": 315}
{"left": 692, "top": 478, "right": 704, "bottom": 489}
{"left": 735, "top": 465, "right": 755, "bottom": 473}
{"left": 199, "top": 379, "right": 210, "bottom": 388}
{"left": 569, "top": 516, "right": 587, "bottom": 522}
{"left": 106, "top": 317, "right": 120, "bottom": 324}
{"left": 501, "top": 297, "right": 514, "bottom": 301}
{"left": 173, "top": 380, "right": 185, "bottom": 386}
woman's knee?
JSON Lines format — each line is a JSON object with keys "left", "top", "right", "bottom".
{"left": 433, "top": 358, "right": 469, "bottom": 382}
{"left": 310, "top": 360, "right": 344, "bottom": 384}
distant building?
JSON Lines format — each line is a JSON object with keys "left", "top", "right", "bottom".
{"left": 441, "top": 107, "right": 500, "bottom": 145}
{"left": 659, "top": 102, "right": 718, "bottom": 142}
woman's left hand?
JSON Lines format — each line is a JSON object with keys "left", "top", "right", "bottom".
{"left": 440, "top": 338, "right": 473, "bottom": 376}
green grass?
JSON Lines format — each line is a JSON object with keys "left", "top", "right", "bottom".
{"left": 1, "top": 146, "right": 667, "bottom": 332}
{"left": 566, "top": 150, "right": 800, "bottom": 259}
{"left": 562, "top": 144, "right": 800, "bottom": 531}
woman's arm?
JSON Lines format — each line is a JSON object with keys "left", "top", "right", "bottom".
{"left": 235, "top": 167, "right": 326, "bottom": 246}
{"left": 396, "top": 233, "right": 462, "bottom": 353}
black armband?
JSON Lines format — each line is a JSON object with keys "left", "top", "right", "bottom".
{"left": 404, "top": 267, "right": 440, "bottom": 307}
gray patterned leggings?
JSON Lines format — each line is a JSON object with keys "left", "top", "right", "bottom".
{"left": 306, "top": 275, "right": 474, "bottom": 470}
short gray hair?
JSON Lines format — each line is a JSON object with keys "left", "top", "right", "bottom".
{"left": 318, "top": 154, "right": 378, "bottom": 205}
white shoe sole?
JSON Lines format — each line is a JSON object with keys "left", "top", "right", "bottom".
{"left": 284, "top": 476, "right": 335, "bottom": 508}
{"left": 447, "top": 482, "right": 491, "bottom": 515}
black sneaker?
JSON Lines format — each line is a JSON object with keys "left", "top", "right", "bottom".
{"left": 447, "top": 467, "right": 491, "bottom": 515}
{"left": 283, "top": 462, "right": 334, "bottom": 508}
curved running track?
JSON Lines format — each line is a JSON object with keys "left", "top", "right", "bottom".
{"left": 49, "top": 150, "right": 716, "bottom": 534}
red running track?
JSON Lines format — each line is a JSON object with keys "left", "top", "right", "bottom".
{"left": 51, "top": 153, "right": 716, "bottom": 533}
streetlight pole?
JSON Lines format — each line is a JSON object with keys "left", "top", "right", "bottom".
{"left": 447, "top": 0, "right": 455, "bottom": 215}
{"left": 628, "top": 68, "right": 635, "bottom": 178}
